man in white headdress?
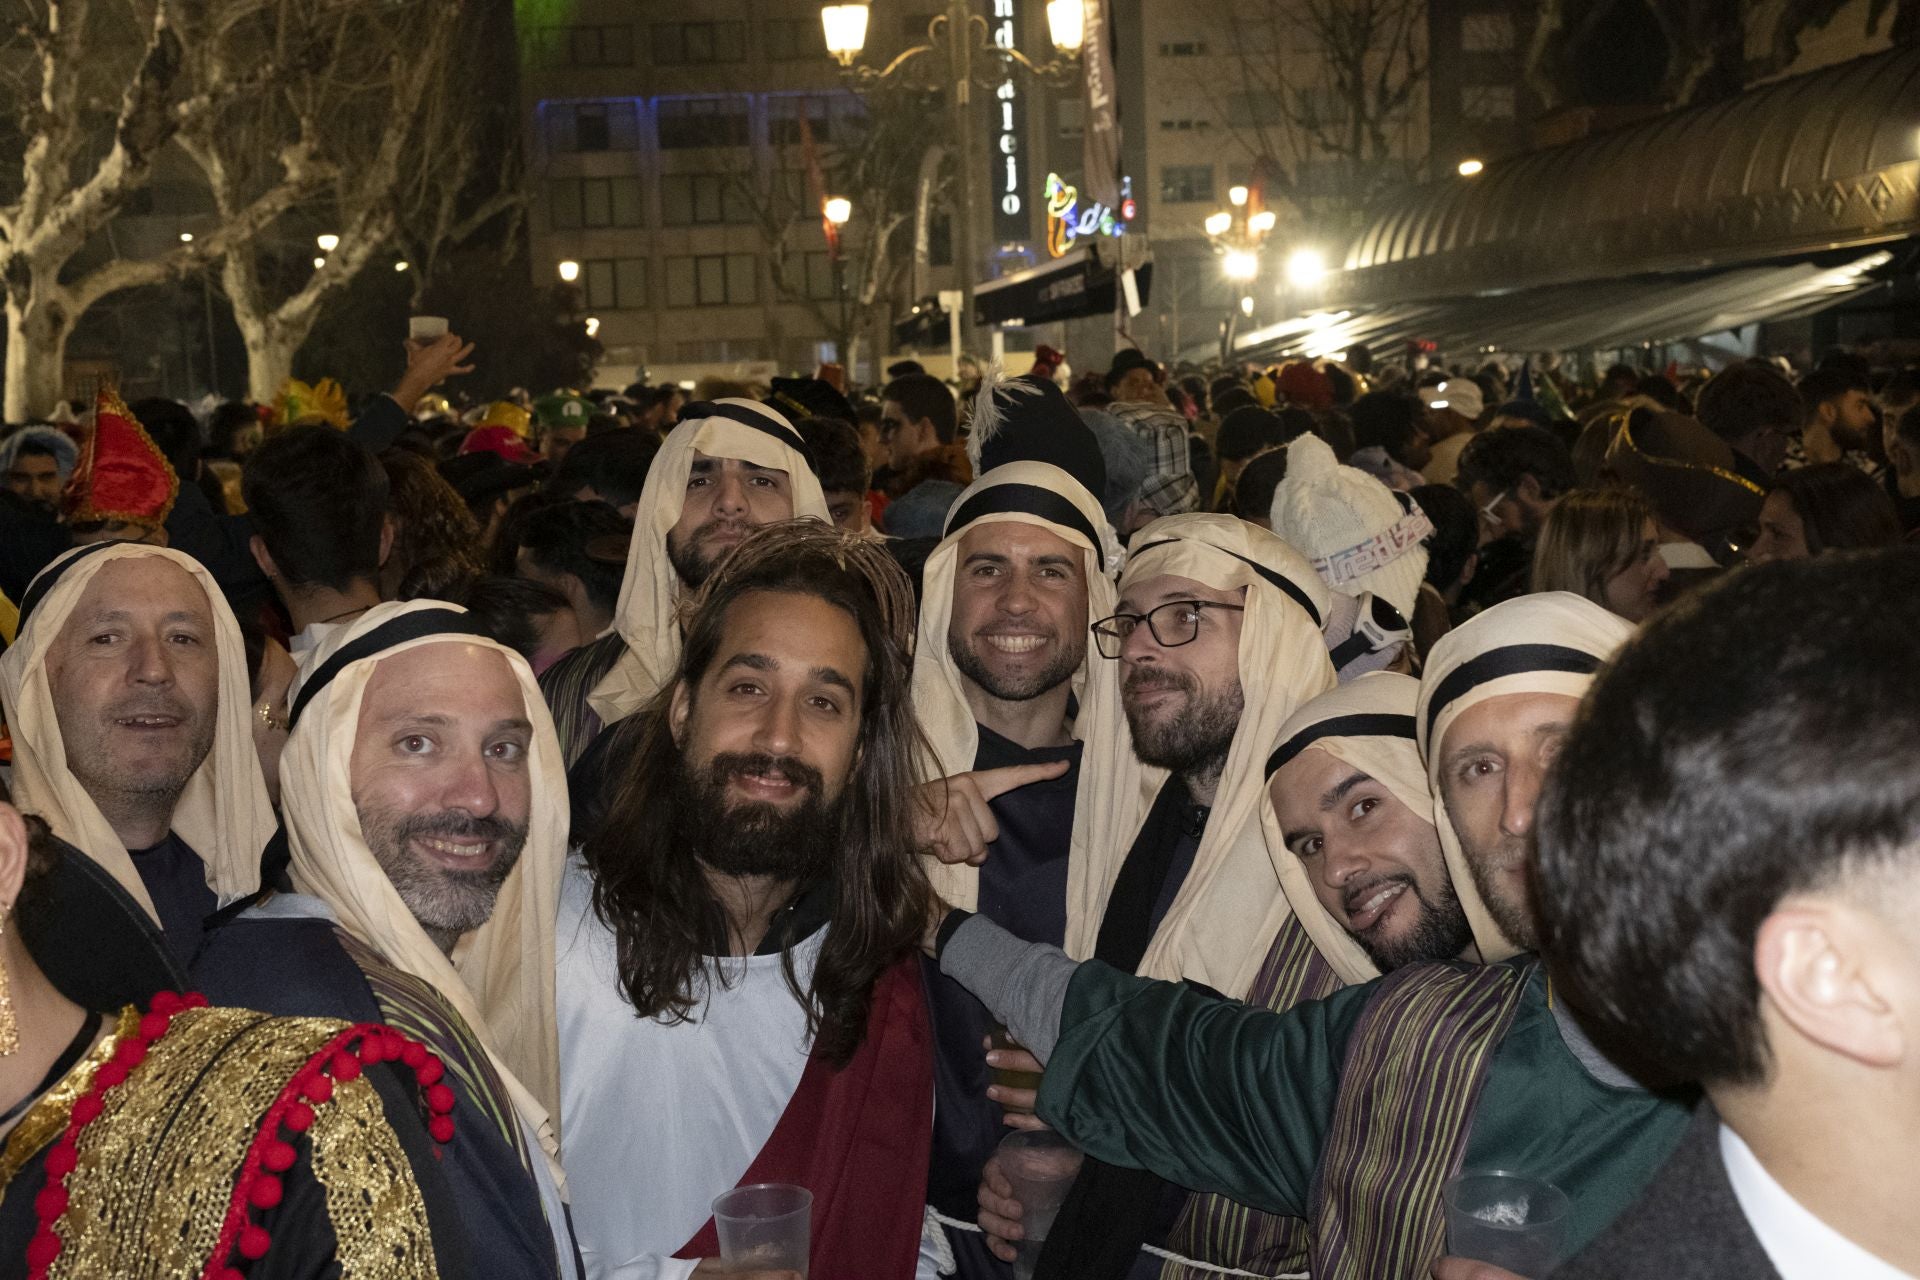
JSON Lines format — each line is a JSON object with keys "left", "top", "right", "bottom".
{"left": 539, "top": 398, "right": 830, "bottom": 770}
{"left": 193, "top": 601, "right": 578, "bottom": 1279}
{"left": 0, "top": 542, "right": 274, "bottom": 968}
{"left": 944, "top": 592, "right": 1698, "bottom": 1279}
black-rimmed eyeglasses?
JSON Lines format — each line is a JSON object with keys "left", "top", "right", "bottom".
{"left": 1090, "top": 600, "right": 1246, "bottom": 659}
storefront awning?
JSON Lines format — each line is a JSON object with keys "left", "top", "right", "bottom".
{"left": 1234, "top": 250, "right": 1897, "bottom": 361}
{"left": 972, "top": 244, "right": 1152, "bottom": 327}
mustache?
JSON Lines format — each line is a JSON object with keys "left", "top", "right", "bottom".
{"left": 1343, "top": 872, "right": 1416, "bottom": 919}
{"left": 106, "top": 695, "right": 195, "bottom": 721}
{"left": 707, "top": 751, "right": 826, "bottom": 796}
{"left": 691, "top": 518, "right": 753, "bottom": 543}
{"left": 1123, "top": 668, "right": 1195, "bottom": 697}
{"left": 387, "top": 811, "right": 526, "bottom": 845}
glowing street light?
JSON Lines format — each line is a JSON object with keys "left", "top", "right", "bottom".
{"left": 1457, "top": 158, "right": 1485, "bottom": 177}
{"left": 178, "top": 232, "right": 194, "bottom": 243}
{"left": 1228, "top": 185, "right": 1249, "bottom": 207}
{"left": 1239, "top": 295, "right": 1255, "bottom": 317}
{"left": 1248, "top": 209, "right": 1277, "bottom": 235}
{"left": 820, "top": 2, "right": 871, "bottom": 66}
{"left": 1223, "top": 250, "right": 1260, "bottom": 282}
{"left": 1285, "top": 248, "right": 1328, "bottom": 288}
{"left": 1045, "top": 0, "right": 1085, "bottom": 54}
{"left": 1203, "top": 211, "right": 1232, "bottom": 237}
{"left": 557, "top": 259, "right": 581, "bottom": 283}
{"left": 394, "top": 261, "right": 410, "bottom": 272}
{"left": 316, "top": 233, "right": 340, "bottom": 253}
{"left": 312, "top": 256, "right": 326, "bottom": 270}
{"left": 584, "top": 316, "right": 601, "bottom": 338}
{"left": 823, "top": 195, "right": 853, "bottom": 226}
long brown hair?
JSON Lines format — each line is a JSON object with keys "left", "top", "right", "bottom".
{"left": 1531, "top": 486, "right": 1654, "bottom": 604}
{"left": 583, "top": 521, "right": 931, "bottom": 1064}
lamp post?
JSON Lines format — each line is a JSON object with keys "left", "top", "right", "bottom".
{"left": 1204, "top": 196, "right": 1277, "bottom": 361}
{"left": 822, "top": 0, "right": 1083, "bottom": 355}
{"left": 823, "top": 195, "right": 854, "bottom": 363}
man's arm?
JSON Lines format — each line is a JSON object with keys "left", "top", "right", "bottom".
{"left": 936, "top": 912, "right": 1372, "bottom": 1218}
{"left": 349, "top": 333, "right": 476, "bottom": 452}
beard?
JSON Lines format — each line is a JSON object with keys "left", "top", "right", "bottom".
{"left": 1123, "top": 667, "right": 1243, "bottom": 776}
{"left": 671, "top": 751, "right": 846, "bottom": 884}
{"left": 667, "top": 518, "right": 753, "bottom": 587}
{"left": 358, "top": 806, "right": 529, "bottom": 938}
{"left": 1347, "top": 872, "right": 1474, "bottom": 972}
{"left": 948, "top": 628, "right": 1082, "bottom": 703}
{"left": 1456, "top": 827, "right": 1539, "bottom": 950}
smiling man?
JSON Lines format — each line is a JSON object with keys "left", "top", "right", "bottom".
{"left": 558, "top": 522, "right": 938, "bottom": 1280}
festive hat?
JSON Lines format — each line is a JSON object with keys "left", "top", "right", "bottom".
{"left": 460, "top": 424, "right": 541, "bottom": 465}
{"left": 476, "top": 399, "right": 533, "bottom": 438}
{"left": 1269, "top": 433, "right": 1432, "bottom": 620}
{"left": 1276, "top": 361, "right": 1334, "bottom": 410}
{"left": 532, "top": 391, "right": 594, "bottom": 429}
{"left": 1418, "top": 378, "right": 1484, "bottom": 420}
{"left": 272, "top": 377, "right": 350, "bottom": 430}
{"left": 966, "top": 371, "right": 1107, "bottom": 497}
{"left": 765, "top": 376, "right": 856, "bottom": 426}
{"left": 1605, "top": 410, "right": 1764, "bottom": 544}
{"left": 64, "top": 389, "right": 179, "bottom": 529}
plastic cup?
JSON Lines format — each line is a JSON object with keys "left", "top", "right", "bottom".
{"left": 408, "top": 315, "right": 449, "bottom": 341}
{"left": 1442, "top": 1170, "right": 1570, "bottom": 1278}
{"left": 712, "top": 1182, "right": 811, "bottom": 1277}
{"left": 997, "top": 1129, "right": 1083, "bottom": 1280}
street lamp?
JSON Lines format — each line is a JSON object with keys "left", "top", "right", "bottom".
{"left": 584, "top": 316, "right": 601, "bottom": 338}
{"left": 179, "top": 232, "right": 194, "bottom": 243}
{"left": 1285, "top": 248, "right": 1327, "bottom": 288}
{"left": 312, "top": 256, "right": 326, "bottom": 270}
{"left": 823, "top": 196, "right": 853, "bottom": 227}
{"left": 1223, "top": 250, "right": 1260, "bottom": 282}
{"left": 1228, "top": 185, "right": 1250, "bottom": 208}
{"left": 1248, "top": 210, "right": 1277, "bottom": 235}
{"left": 557, "top": 259, "right": 581, "bottom": 283}
{"left": 394, "top": 261, "right": 410, "bottom": 273}
{"left": 316, "top": 233, "right": 340, "bottom": 253}
{"left": 821, "top": 0, "right": 1083, "bottom": 352}
{"left": 1203, "top": 211, "right": 1232, "bottom": 237}
{"left": 1457, "top": 158, "right": 1485, "bottom": 177}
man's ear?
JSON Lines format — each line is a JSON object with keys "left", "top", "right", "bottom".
{"left": 249, "top": 533, "right": 280, "bottom": 582}
{"left": 1755, "top": 900, "right": 1906, "bottom": 1071}
{"left": 378, "top": 515, "right": 396, "bottom": 571}
{"left": 668, "top": 678, "right": 692, "bottom": 746}
{"left": 1516, "top": 472, "right": 1545, "bottom": 505}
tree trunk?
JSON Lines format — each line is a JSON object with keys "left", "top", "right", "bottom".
{"left": 5, "top": 290, "right": 76, "bottom": 422}
{"left": 241, "top": 324, "right": 301, "bottom": 405}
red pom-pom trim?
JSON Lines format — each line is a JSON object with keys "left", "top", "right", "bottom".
{"left": 247, "top": 1175, "right": 283, "bottom": 1210}
{"left": 414, "top": 1055, "right": 444, "bottom": 1087}
{"left": 429, "top": 1115, "right": 456, "bottom": 1144}
{"left": 329, "top": 1051, "right": 362, "bottom": 1082}
{"left": 238, "top": 1225, "right": 272, "bottom": 1260}
{"left": 424, "top": 1084, "right": 456, "bottom": 1116}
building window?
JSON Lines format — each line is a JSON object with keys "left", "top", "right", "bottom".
{"left": 1460, "top": 13, "right": 1516, "bottom": 53}
{"left": 661, "top": 173, "right": 751, "bottom": 226}
{"left": 1158, "top": 41, "right": 1208, "bottom": 56}
{"left": 657, "top": 97, "right": 752, "bottom": 149}
{"left": 785, "top": 251, "right": 838, "bottom": 301}
{"left": 767, "top": 95, "right": 866, "bottom": 147}
{"left": 1157, "top": 119, "right": 1212, "bottom": 132}
{"left": 548, "top": 177, "right": 644, "bottom": 230}
{"left": 1055, "top": 99, "right": 1084, "bottom": 141}
{"left": 548, "top": 102, "right": 641, "bottom": 154}
{"left": 563, "top": 25, "right": 634, "bottom": 67}
{"left": 582, "top": 258, "right": 648, "bottom": 310}
{"left": 665, "top": 253, "right": 759, "bottom": 306}
{"left": 1159, "top": 165, "right": 1214, "bottom": 204}
{"left": 653, "top": 21, "right": 748, "bottom": 65}
{"left": 1461, "top": 84, "right": 1516, "bottom": 121}
{"left": 763, "top": 18, "right": 824, "bottom": 61}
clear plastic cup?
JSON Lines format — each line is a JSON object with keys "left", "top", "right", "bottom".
{"left": 997, "top": 1129, "right": 1084, "bottom": 1280}
{"left": 713, "top": 1182, "right": 811, "bottom": 1277}
{"left": 1442, "top": 1170, "right": 1570, "bottom": 1278}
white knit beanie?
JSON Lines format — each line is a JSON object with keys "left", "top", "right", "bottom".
{"left": 1269, "top": 434, "right": 1432, "bottom": 620}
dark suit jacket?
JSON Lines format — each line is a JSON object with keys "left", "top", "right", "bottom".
{"left": 1553, "top": 1105, "right": 1781, "bottom": 1280}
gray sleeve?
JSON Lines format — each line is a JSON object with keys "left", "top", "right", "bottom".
{"left": 936, "top": 913, "right": 1081, "bottom": 1063}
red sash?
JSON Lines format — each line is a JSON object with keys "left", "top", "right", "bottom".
{"left": 674, "top": 953, "right": 933, "bottom": 1278}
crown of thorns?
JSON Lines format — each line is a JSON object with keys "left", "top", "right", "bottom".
{"left": 678, "top": 519, "right": 918, "bottom": 655}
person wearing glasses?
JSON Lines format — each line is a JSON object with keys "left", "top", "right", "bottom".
{"left": 1454, "top": 425, "right": 1577, "bottom": 612}
{"left": 970, "top": 513, "right": 1344, "bottom": 1277}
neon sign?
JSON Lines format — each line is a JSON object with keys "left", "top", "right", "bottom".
{"left": 1044, "top": 172, "right": 1134, "bottom": 258}
{"left": 991, "top": 0, "right": 1025, "bottom": 239}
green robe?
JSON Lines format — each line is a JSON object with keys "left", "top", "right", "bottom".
{"left": 1035, "top": 958, "right": 1695, "bottom": 1259}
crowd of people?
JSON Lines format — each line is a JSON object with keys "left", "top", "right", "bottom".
{"left": 0, "top": 328, "right": 1915, "bottom": 1280}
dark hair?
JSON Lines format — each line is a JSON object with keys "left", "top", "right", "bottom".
{"left": 583, "top": 522, "right": 930, "bottom": 1066}
{"left": 1796, "top": 366, "right": 1870, "bottom": 419}
{"left": 1538, "top": 550, "right": 1920, "bottom": 1084}
{"left": 487, "top": 490, "right": 567, "bottom": 577}
{"left": 1349, "top": 391, "right": 1425, "bottom": 462}
{"left": 381, "top": 450, "right": 485, "bottom": 598}
{"left": 446, "top": 574, "right": 569, "bottom": 661}
{"left": 1231, "top": 448, "right": 1288, "bottom": 522}
{"left": 1311, "top": 408, "right": 1357, "bottom": 462}
{"left": 1455, "top": 425, "right": 1575, "bottom": 500}
{"left": 1696, "top": 363, "right": 1803, "bottom": 444}
{"left": 1769, "top": 463, "right": 1901, "bottom": 554}
{"left": 1215, "top": 407, "right": 1292, "bottom": 462}
{"left": 207, "top": 402, "right": 261, "bottom": 457}
{"left": 1412, "top": 483, "right": 1478, "bottom": 589}
{"left": 242, "top": 426, "right": 390, "bottom": 592}
{"left": 14, "top": 438, "right": 60, "bottom": 461}
{"left": 794, "top": 416, "right": 871, "bottom": 496}
{"left": 547, "top": 428, "right": 659, "bottom": 510}
{"left": 880, "top": 373, "right": 957, "bottom": 444}
{"left": 1636, "top": 375, "right": 1687, "bottom": 413}
{"left": 129, "top": 398, "right": 203, "bottom": 480}
{"left": 517, "top": 500, "right": 628, "bottom": 614}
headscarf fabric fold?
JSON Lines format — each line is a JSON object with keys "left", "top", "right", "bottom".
{"left": 0, "top": 543, "right": 274, "bottom": 920}
{"left": 588, "top": 400, "right": 830, "bottom": 725}
{"left": 1065, "top": 513, "right": 1337, "bottom": 995}
{"left": 1415, "top": 593, "right": 1633, "bottom": 962}
{"left": 1260, "top": 672, "right": 1428, "bottom": 987}
{"left": 911, "top": 461, "right": 1121, "bottom": 910}
{"left": 281, "top": 600, "right": 568, "bottom": 1175}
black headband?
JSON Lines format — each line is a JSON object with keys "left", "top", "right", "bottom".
{"left": 943, "top": 483, "right": 1106, "bottom": 571}
{"left": 16, "top": 540, "right": 128, "bottom": 630}
{"left": 287, "top": 608, "right": 491, "bottom": 730}
{"left": 677, "top": 401, "right": 820, "bottom": 478}
{"left": 1423, "top": 643, "right": 1602, "bottom": 743}
{"left": 1265, "top": 713, "right": 1417, "bottom": 778}
{"left": 1129, "top": 538, "right": 1323, "bottom": 628}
